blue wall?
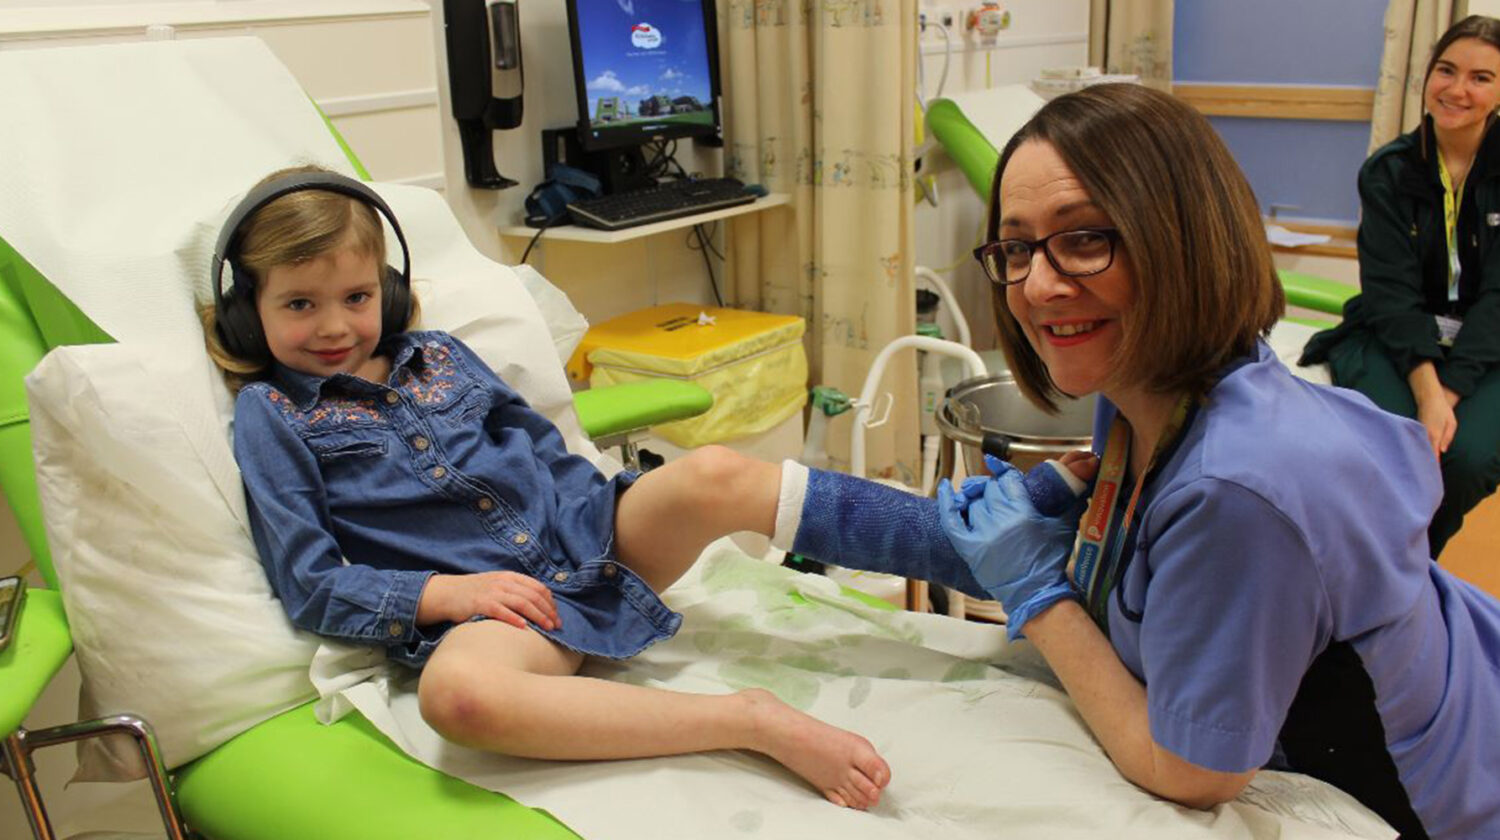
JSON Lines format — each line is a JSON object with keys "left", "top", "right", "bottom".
{"left": 1174, "top": 0, "right": 1388, "bottom": 225}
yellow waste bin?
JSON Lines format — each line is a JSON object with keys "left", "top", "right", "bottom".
{"left": 567, "top": 303, "right": 808, "bottom": 448}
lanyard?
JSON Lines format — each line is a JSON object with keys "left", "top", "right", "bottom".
{"left": 1070, "top": 394, "right": 1195, "bottom": 632}
{"left": 1437, "top": 146, "right": 1464, "bottom": 303}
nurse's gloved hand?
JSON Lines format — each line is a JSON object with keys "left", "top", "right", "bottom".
{"left": 938, "top": 465, "right": 1080, "bottom": 641}
{"left": 951, "top": 454, "right": 1088, "bottom": 518}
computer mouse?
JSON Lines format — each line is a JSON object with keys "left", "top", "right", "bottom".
{"left": 742, "top": 182, "right": 769, "bottom": 197}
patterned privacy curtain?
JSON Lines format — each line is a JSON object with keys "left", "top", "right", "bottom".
{"left": 718, "top": 0, "right": 919, "bottom": 480}
{"left": 1088, "top": 0, "right": 1174, "bottom": 91}
{"left": 1369, "top": 0, "right": 1464, "bottom": 152}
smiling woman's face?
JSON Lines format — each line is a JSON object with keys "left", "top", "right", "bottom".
{"left": 1425, "top": 36, "right": 1500, "bottom": 136}
{"left": 999, "top": 139, "right": 1135, "bottom": 399}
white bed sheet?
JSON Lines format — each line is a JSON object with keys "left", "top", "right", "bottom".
{"left": 315, "top": 542, "right": 1394, "bottom": 840}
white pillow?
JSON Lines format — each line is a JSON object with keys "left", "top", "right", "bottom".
{"left": 25, "top": 183, "right": 600, "bottom": 780}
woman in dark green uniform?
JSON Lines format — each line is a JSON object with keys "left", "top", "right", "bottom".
{"left": 1302, "top": 15, "right": 1500, "bottom": 557}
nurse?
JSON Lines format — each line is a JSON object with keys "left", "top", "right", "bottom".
{"left": 943, "top": 82, "right": 1500, "bottom": 839}
{"left": 1301, "top": 15, "right": 1500, "bottom": 559}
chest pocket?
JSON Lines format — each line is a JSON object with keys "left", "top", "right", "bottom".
{"left": 308, "top": 432, "right": 389, "bottom": 464}
{"left": 1113, "top": 536, "right": 1149, "bottom": 625}
{"left": 426, "top": 385, "right": 491, "bottom": 428}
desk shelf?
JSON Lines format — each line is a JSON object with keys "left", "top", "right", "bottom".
{"left": 499, "top": 193, "right": 790, "bottom": 244}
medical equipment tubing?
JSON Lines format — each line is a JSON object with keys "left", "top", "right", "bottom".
{"left": 850, "top": 335, "right": 986, "bottom": 482}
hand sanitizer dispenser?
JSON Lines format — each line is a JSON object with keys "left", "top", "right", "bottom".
{"left": 443, "top": 0, "right": 523, "bottom": 189}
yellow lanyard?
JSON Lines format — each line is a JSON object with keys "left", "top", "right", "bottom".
{"left": 1437, "top": 146, "right": 1464, "bottom": 303}
{"left": 1071, "top": 394, "right": 1195, "bottom": 632}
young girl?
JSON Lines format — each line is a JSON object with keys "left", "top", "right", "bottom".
{"left": 206, "top": 166, "right": 1092, "bottom": 812}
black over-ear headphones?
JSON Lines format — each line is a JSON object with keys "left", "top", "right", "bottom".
{"left": 211, "top": 171, "right": 414, "bottom": 364}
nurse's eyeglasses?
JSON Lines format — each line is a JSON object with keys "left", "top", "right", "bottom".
{"left": 973, "top": 227, "right": 1123, "bottom": 286}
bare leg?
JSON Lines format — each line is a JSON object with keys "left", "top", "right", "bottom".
{"left": 420, "top": 620, "right": 891, "bottom": 808}
{"left": 612, "top": 445, "right": 781, "bottom": 592}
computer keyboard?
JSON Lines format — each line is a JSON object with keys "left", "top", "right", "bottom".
{"left": 566, "top": 177, "right": 757, "bottom": 231}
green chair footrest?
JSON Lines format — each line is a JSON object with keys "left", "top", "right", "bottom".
{"left": 572, "top": 379, "right": 713, "bottom": 438}
{"left": 175, "top": 700, "right": 579, "bottom": 840}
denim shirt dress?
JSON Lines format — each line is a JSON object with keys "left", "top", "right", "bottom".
{"left": 233, "top": 330, "right": 680, "bottom": 667}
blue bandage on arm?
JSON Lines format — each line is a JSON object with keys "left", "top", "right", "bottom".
{"left": 791, "top": 468, "right": 992, "bottom": 600}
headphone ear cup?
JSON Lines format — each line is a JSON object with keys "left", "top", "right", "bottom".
{"left": 216, "top": 264, "right": 271, "bottom": 365}
{"left": 381, "top": 264, "right": 412, "bottom": 337}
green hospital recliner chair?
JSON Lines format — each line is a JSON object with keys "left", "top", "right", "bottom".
{"left": 0, "top": 40, "right": 708, "bottom": 840}
{"left": 922, "top": 88, "right": 1357, "bottom": 325}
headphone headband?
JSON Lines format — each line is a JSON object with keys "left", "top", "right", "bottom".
{"left": 210, "top": 171, "right": 412, "bottom": 307}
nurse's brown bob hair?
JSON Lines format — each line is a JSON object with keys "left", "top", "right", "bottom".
{"left": 987, "top": 83, "right": 1284, "bottom": 411}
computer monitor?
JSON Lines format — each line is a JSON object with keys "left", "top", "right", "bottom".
{"left": 564, "top": 0, "right": 723, "bottom": 154}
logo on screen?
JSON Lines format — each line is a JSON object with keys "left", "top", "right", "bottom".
{"left": 630, "top": 22, "right": 662, "bottom": 49}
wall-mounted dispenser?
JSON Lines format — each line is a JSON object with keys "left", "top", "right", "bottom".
{"left": 443, "top": 0, "right": 523, "bottom": 189}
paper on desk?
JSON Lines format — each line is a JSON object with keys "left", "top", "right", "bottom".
{"left": 1266, "top": 224, "right": 1333, "bottom": 248}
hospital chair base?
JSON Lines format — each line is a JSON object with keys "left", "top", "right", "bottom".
{"left": 3, "top": 715, "right": 186, "bottom": 840}
{"left": 173, "top": 701, "right": 580, "bottom": 840}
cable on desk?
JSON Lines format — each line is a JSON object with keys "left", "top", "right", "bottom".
{"left": 521, "top": 221, "right": 550, "bottom": 264}
{"left": 693, "top": 223, "right": 724, "bottom": 307}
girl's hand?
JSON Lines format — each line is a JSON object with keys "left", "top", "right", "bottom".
{"left": 1415, "top": 394, "right": 1458, "bottom": 458}
{"left": 417, "top": 572, "right": 560, "bottom": 631}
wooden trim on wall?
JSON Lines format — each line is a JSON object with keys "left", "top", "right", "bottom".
{"left": 1174, "top": 83, "right": 1375, "bottom": 122}
{"left": 1274, "top": 220, "right": 1358, "bottom": 240}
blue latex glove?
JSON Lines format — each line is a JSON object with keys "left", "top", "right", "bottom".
{"left": 954, "top": 455, "right": 1084, "bottom": 518}
{"left": 938, "top": 460, "right": 1081, "bottom": 641}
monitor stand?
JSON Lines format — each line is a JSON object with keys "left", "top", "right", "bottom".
{"left": 542, "top": 127, "right": 655, "bottom": 195}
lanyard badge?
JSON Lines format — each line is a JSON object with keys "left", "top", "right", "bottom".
{"left": 1437, "top": 147, "right": 1464, "bottom": 303}
{"left": 1070, "top": 394, "right": 1196, "bottom": 632}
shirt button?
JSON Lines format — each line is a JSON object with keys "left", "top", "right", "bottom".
{"left": 603, "top": 563, "right": 618, "bottom": 578}
{"left": 388, "top": 621, "right": 404, "bottom": 637}
{"left": 477, "top": 497, "right": 494, "bottom": 511}
{"left": 513, "top": 533, "right": 529, "bottom": 545}
{"left": 431, "top": 466, "right": 447, "bottom": 479}
{"left": 384, "top": 391, "right": 399, "bottom": 405}
{"left": 412, "top": 436, "right": 429, "bottom": 451}
{"left": 553, "top": 571, "right": 570, "bottom": 583}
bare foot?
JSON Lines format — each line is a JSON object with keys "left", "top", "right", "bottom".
{"left": 741, "top": 688, "right": 891, "bottom": 809}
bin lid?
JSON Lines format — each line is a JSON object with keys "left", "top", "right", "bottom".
{"left": 566, "top": 303, "right": 805, "bottom": 381}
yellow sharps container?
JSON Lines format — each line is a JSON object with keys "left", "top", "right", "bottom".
{"left": 567, "top": 303, "right": 808, "bottom": 448}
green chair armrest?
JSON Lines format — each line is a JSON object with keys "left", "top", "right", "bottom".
{"left": 925, "top": 98, "right": 1001, "bottom": 200}
{"left": 1278, "top": 269, "right": 1357, "bottom": 317}
{"left": 572, "top": 379, "right": 713, "bottom": 438}
{"left": 175, "top": 701, "right": 578, "bottom": 840}
{"left": 1284, "top": 315, "right": 1341, "bottom": 330}
{"left": 0, "top": 588, "right": 72, "bottom": 738}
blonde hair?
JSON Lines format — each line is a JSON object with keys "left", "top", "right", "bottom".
{"left": 202, "top": 164, "right": 421, "bottom": 389}
{"left": 987, "top": 84, "right": 1284, "bottom": 411}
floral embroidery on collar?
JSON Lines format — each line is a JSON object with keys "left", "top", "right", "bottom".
{"left": 267, "top": 388, "right": 386, "bottom": 427}
{"left": 405, "top": 339, "right": 461, "bottom": 407}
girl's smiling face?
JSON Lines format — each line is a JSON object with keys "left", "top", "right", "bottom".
{"left": 256, "top": 240, "right": 387, "bottom": 381}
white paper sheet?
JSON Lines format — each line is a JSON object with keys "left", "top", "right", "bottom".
{"left": 315, "top": 543, "right": 1395, "bottom": 840}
